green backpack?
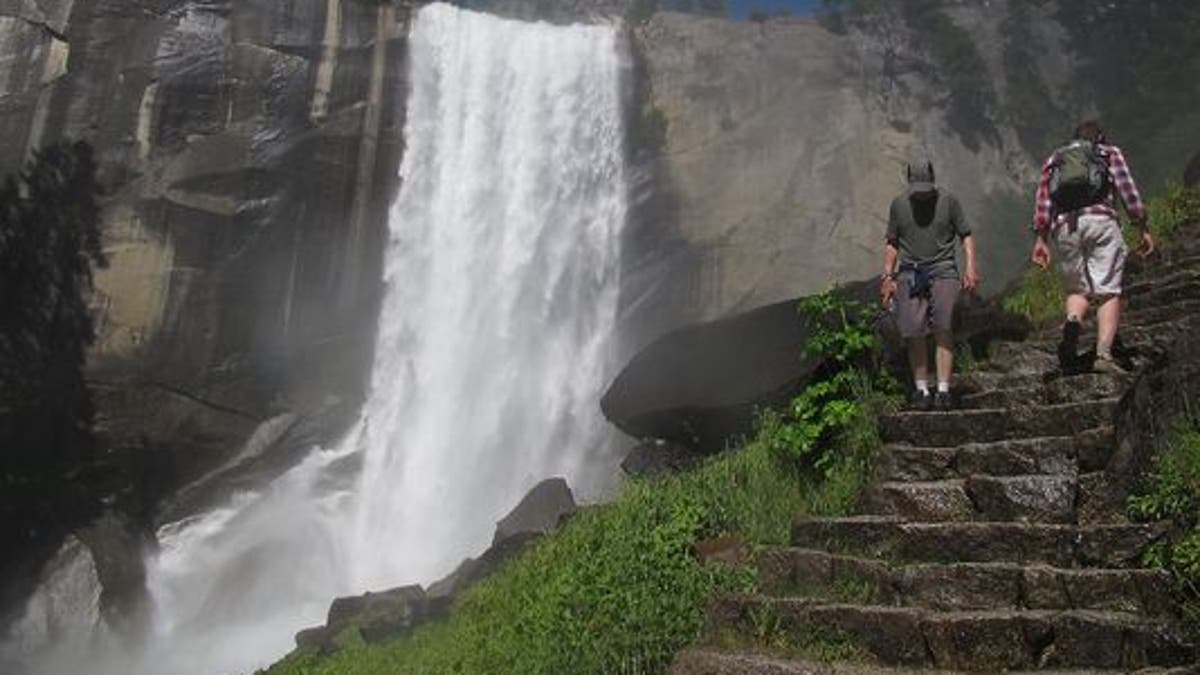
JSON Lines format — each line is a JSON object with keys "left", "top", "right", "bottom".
{"left": 1048, "top": 140, "right": 1112, "bottom": 212}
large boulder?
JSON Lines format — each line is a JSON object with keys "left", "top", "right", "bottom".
{"left": 602, "top": 281, "right": 1028, "bottom": 453}
{"left": 491, "top": 477, "right": 576, "bottom": 547}
{"left": 602, "top": 282, "right": 878, "bottom": 453}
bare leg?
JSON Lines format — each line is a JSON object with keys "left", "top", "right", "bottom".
{"left": 1066, "top": 293, "right": 1089, "bottom": 322}
{"left": 934, "top": 330, "right": 955, "bottom": 385}
{"left": 1096, "top": 295, "right": 1121, "bottom": 356}
{"left": 907, "top": 337, "right": 929, "bottom": 385}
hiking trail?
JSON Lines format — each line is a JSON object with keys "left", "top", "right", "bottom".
{"left": 672, "top": 238, "right": 1200, "bottom": 674}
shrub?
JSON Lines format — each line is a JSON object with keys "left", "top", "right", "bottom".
{"left": 1129, "top": 421, "right": 1200, "bottom": 637}
{"left": 1002, "top": 266, "right": 1064, "bottom": 326}
{"left": 1144, "top": 183, "right": 1200, "bottom": 244}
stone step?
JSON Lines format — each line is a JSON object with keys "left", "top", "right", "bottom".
{"left": 863, "top": 475, "right": 1079, "bottom": 524}
{"left": 756, "top": 548, "right": 1174, "bottom": 616}
{"left": 704, "top": 596, "right": 1194, "bottom": 671}
{"left": 880, "top": 398, "right": 1118, "bottom": 447}
{"left": 1125, "top": 275, "right": 1200, "bottom": 308}
{"left": 874, "top": 434, "right": 1104, "bottom": 482}
{"left": 1126, "top": 299, "right": 1200, "bottom": 329}
{"left": 790, "top": 516, "right": 1169, "bottom": 568}
{"left": 959, "top": 371, "right": 1128, "bottom": 409}
{"left": 669, "top": 648, "right": 1188, "bottom": 675}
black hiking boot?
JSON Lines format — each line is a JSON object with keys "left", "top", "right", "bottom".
{"left": 933, "top": 391, "right": 953, "bottom": 411}
{"left": 909, "top": 389, "right": 933, "bottom": 412}
{"left": 1057, "top": 319, "right": 1082, "bottom": 372}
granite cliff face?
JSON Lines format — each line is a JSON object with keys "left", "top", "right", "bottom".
{"left": 630, "top": 1, "right": 1200, "bottom": 324}
{"left": 0, "top": 0, "right": 418, "bottom": 533}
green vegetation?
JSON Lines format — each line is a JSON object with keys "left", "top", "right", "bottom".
{"left": 1143, "top": 183, "right": 1200, "bottom": 244}
{"left": 1129, "top": 420, "right": 1200, "bottom": 637}
{"left": 268, "top": 291, "right": 893, "bottom": 675}
{"left": 0, "top": 141, "right": 105, "bottom": 562}
{"left": 1002, "top": 266, "right": 1065, "bottom": 326}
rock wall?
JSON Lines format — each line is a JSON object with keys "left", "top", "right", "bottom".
{"left": 629, "top": 1, "right": 1200, "bottom": 328}
{"left": 0, "top": 0, "right": 417, "bottom": 544}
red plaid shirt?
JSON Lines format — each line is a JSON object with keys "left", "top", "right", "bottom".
{"left": 1033, "top": 142, "right": 1147, "bottom": 236}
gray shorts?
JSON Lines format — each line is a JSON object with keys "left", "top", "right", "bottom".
{"left": 896, "top": 277, "right": 959, "bottom": 338}
{"left": 1052, "top": 214, "right": 1127, "bottom": 297}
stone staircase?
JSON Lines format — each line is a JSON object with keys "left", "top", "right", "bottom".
{"left": 672, "top": 244, "right": 1200, "bottom": 673}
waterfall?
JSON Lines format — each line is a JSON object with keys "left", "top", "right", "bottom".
{"left": 2, "top": 4, "right": 628, "bottom": 674}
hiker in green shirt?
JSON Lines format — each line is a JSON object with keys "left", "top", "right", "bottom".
{"left": 881, "top": 160, "right": 980, "bottom": 411}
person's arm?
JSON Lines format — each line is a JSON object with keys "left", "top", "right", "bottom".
{"left": 1108, "top": 145, "right": 1155, "bottom": 257}
{"left": 949, "top": 195, "right": 979, "bottom": 292}
{"left": 961, "top": 234, "right": 979, "bottom": 292}
{"left": 1031, "top": 154, "right": 1055, "bottom": 269}
{"left": 882, "top": 200, "right": 900, "bottom": 306}
{"left": 882, "top": 241, "right": 899, "bottom": 306}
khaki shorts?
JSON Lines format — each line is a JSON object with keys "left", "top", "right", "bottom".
{"left": 896, "top": 277, "right": 959, "bottom": 338}
{"left": 1052, "top": 214, "right": 1127, "bottom": 297}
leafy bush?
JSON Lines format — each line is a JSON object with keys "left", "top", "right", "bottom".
{"left": 756, "top": 291, "right": 896, "bottom": 514}
{"left": 1002, "top": 266, "right": 1064, "bottom": 326}
{"left": 1129, "top": 421, "right": 1200, "bottom": 636}
{"left": 1145, "top": 183, "right": 1200, "bottom": 244}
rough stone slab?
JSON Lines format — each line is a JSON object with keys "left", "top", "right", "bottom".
{"left": 956, "top": 436, "right": 1079, "bottom": 478}
{"left": 670, "top": 648, "right": 1172, "bottom": 674}
{"left": 704, "top": 597, "right": 1195, "bottom": 670}
{"left": 965, "top": 475, "right": 1078, "bottom": 524}
{"left": 863, "top": 480, "right": 975, "bottom": 522}
{"left": 881, "top": 399, "right": 1118, "bottom": 447}
{"left": 759, "top": 548, "right": 1173, "bottom": 615}
{"left": 959, "top": 385, "right": 1042, "bottom": 410}
{"left": 1044, "top": 373, "right": 1132, "bottom": 404}
{"left": 873, "top": 436, "right": 1081, "bottom": 483}
{"left": 791, "top": 517, "right": 1170, "bottom": 567}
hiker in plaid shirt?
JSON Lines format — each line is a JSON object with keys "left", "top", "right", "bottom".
{"left": 1030, "top": 120, "right": 1155, "bottom": 374}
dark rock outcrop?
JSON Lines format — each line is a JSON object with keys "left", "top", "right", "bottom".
{"left": 491, "top": 477, "right": 576, "bottom": 547}
{"left": 621, "top": 438, "right": 706, "bottom": 478}
{"left": 430, "top": 477, "right": 577, "bottom": 599}
{"left": 296, "top": 584, "right": 437, "bottom": 654}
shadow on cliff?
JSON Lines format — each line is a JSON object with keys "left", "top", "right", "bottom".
{"left": 0, "top": 141, "right": 107, "bottom": 615}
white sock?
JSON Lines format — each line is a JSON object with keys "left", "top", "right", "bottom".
{"left": 937, "top": 381, "right": 951, "bottom": 393}
{"left": 915, "top": 379, "right": 930, "bottom": 394}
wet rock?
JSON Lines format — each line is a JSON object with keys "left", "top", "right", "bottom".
{"left": 296, "top": 585, "right": 432, "bottom": 652}
{"left": 1185, "top": 150, "right": 1200, "bottom": 187}
{"left": 621, "top": 438, "right": 706, "bottom": 477}
{"left": 429, "top": 479, "right": 576, "bottom": 600}
{"left": 965, "top": 475, "right": 1077, "bottom": 524}
{"left": 492, "top": 477, "right": 576, "bottom": 546}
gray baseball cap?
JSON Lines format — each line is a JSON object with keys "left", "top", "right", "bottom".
{"left": 906, "top": 160, "right": 936, "bottom": 194}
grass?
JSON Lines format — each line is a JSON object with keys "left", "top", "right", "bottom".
{"left": 713, "top": 604, "right": 873, "bottom": 664}
{"left": 265, "top": 401, "right": 888, "bottom": 675}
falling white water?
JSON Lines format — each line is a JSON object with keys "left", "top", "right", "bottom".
{"left": 2, "top": 4, "right": 627, "bottom": 675}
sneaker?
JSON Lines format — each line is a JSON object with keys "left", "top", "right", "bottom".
{"left": 1058, "top": 319, "right": 1082, "bottom": 371}
{"left": 1093, "top": 354, "right": 1129, "bottom": 375}
{"left": 933, "top": 391, "right": 953, "bottom": 411}
{"left": 909, "top": 389, "right": 933, "bottom": 411}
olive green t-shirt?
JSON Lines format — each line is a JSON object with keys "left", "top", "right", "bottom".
{"left": 886, "top": 190, "right": 971, "bottom": 280}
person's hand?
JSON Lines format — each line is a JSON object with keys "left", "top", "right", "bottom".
{"left": 881, "top": 276, "right": 897, "bottom": 307}
{"left": 962, "top": 264, "right": 980, "bottom": 293}
{"left": 1031, "top": 237, "right": 1052, "bottom": 270}
{"left": 1136, "top": 227, "right": 1156, "bottom": 258}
